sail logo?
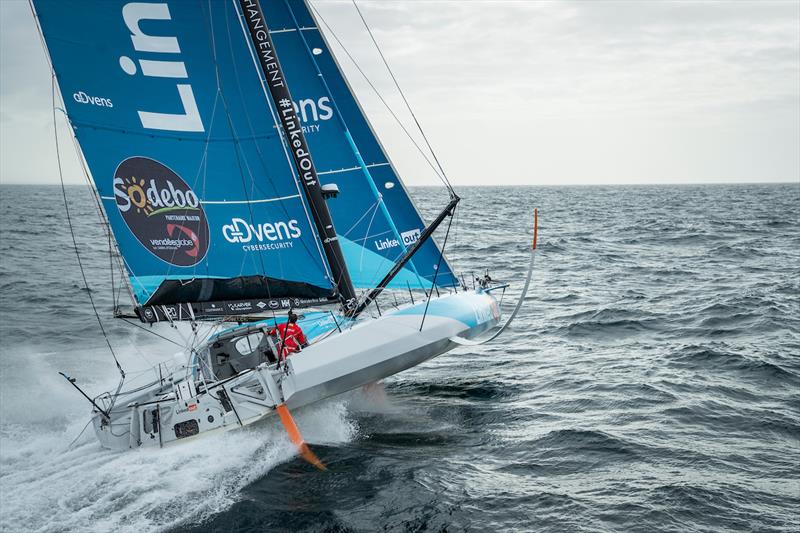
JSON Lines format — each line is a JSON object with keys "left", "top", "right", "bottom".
{"left": 222, "top": 218, "right": 301, "bottom": 251}
{"left": 115, "top": 178, "right": 200, "bottom": 214}
{"left": 401, "top": 229, "right": 422, "bottom": 246}
{"left": 293, "top": 97, "right": 333, "bottom": 133}
{"left": 374, "top": 228, "right": 422, "bottom": 251}
{"left": 119, "top": 2, "right": 204, "bottom": 132}
{"left": 73, "top": 91, "right": 113, "bottom": 108}
{"left": 114, "top": 157, "right": 209, "bottom": 267}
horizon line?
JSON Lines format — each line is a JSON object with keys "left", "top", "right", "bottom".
{"left": 1, "top": 179, "right": 798, "bottom": 188}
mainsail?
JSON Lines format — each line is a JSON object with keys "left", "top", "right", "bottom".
{"left": 33, "top": 0, "right": 457, "bottom": 321}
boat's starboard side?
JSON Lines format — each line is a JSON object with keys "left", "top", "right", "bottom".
{"left": 282, "top": 290, "right": 500, "bottom": 408}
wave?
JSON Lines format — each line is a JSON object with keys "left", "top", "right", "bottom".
{"left": 390, "top": 379, "right": 523, "bottom": 401}
{"left": 670, "top": 345, "right": 800, "bottom": 385}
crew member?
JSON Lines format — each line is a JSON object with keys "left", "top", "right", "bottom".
{"left": 271, "top": 311, "right": 307, "bottom": 359}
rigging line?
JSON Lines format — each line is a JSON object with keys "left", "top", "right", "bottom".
{"left": 342, "top": 198, "right": 380, "bottom": 237}
{"left": 207, "top": 1, "right": 273, "bottom": 295}
{"left": 419, "top": 206, "right": 455, "bottom": 331}
{"left": 65, "top": 418, "right": 94, "bottom": 451}
{"left": 308, "top": 3, "right": 458, "bottom": 288}
{"left": 358, "top": 194, "right": 383, "bottom": 272}
{"left": 228, "top": 0, "right": 332, "bottom": 283}
{"left": 161, "top": 5, "right": 222, "bottom": 284}
{"left": 350, "top": 0, "right": 455, "bottom": 195}
{"left": 189, "top": 85, "right": 221, "bottom": 284}
{"left": 63, "top": 122, "right": 131, "bottom": 308}
{"left": 50, "top": 76, "right": 124, "bottom": 380}
{"left": 289, "top": 0, "right": 426, "bottom": 291}
{"left": 308, "top": 2, "right": 446, "bottom": 185}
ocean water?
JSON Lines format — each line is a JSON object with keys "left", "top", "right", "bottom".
{"left": 0, "top": 183, "right": 798, "bottom": 532}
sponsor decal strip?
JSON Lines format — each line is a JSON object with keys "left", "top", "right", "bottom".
{"left": 137, "top": 296, "right": 333, "bottom": 323}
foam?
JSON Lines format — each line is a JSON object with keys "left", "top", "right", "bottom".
{"left": 0, "top": 342, "right": 357, "bottom": 532}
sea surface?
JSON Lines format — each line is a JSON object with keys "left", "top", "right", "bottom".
{"left": 0, "top": 183, "right": 798, "bottom": 532}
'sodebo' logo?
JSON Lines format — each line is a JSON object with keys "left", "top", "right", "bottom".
{"left": 114, "top": 157, "right": 209, "bottom": 266}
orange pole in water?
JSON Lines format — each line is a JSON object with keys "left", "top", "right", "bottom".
{"left": 532, "top": 208, "right": 539, "bottom": 250}
{"left": 275, "top": 404, "right": 327, "bottom": 471}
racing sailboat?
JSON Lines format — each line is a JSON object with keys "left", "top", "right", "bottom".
{"left": 32, "top": 0, "right": 536, "bottom": 458}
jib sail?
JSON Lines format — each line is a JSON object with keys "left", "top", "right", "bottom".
{"left": 260, "top": 0, "right": 459, "bottom": 290}
{"left": 33, "top": 0, "right": 340, "bottom": 317}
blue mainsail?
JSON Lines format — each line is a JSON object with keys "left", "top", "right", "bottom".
{"left": 33, "top": 0, "right": 458, "bottom": 316}
{"left": 258, "top": 0, "right": 458, "bottom": 290}
{"left": 33, "top": 0, "right": 336, "bottom": 308}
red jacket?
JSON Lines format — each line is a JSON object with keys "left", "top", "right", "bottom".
{"left": 271, "top": 322, "right": 307, "bottom": 357}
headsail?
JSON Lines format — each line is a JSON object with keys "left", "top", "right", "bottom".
{"left": 33, "top": 0, "right": 339, "bottom": 318}
{"left": 262, "top": 0, "right": 459, "bottom": 291}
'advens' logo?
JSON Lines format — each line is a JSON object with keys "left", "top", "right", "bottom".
{"left": 222, "top": 218, "right": 301, "bottom": 252}
{"left": 73, "top": 91, "right": 113, "bottom": 107}
{"left": 114, "top": 157, "right": 209, "bottom": 266}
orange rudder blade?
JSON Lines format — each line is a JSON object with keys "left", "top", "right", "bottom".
{"left": 532, "top": 208, "right": 539, "bottom": 250}
{"left": 276, "top": 404, "right": 327, "bottom": 471}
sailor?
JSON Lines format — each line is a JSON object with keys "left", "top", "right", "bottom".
{"left": 271, "top": 311, "right": 308, "bottom": 358}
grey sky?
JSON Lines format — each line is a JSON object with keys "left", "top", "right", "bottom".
{"left": 1, "top": 0, "right": 798, "bottom": 186}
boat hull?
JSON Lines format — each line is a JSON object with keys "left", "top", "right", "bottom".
{"left": 93, "top": 290, "right": 499, "bottom": 450}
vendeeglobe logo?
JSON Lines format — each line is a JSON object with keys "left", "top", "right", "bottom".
{"left": 113, "top": 157, "right": 209, "bottom": 266}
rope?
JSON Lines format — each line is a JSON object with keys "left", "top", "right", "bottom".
{"left": 51, "top": 76, "right": 125, "bottom": 380}
{"left": 309, "top": 2, "right": 448, "bottom": 187}
{"left": 419, "top": 208, "right": 455, "bottom": 331}
{"left": 65, "top": 418, "right": 94, "bottom": 451}
{"left": 119, "top": 318, "right": 185, "bottom": 348}
{"left": 228, "top": 0, "right": 337, "bottom": 288}
{"left": 351, "top": 0, "right": 455, "bottom": 196}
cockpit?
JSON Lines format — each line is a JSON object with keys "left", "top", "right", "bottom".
{"left": 198, "top": 325, "right": 280, "bottom": 380}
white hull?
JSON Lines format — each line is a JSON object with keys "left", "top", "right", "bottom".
{"left": 93, "top": 290, "right": 500, "bottom": 451}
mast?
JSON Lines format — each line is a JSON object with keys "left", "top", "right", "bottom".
{"left": 238, "top": 0, "right": 357, "bottom": 310}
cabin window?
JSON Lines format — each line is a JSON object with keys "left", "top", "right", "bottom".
{"left": 209, "top": 328, "right": 275, "bottom": 380}
{"left": 174, "top": 419, "right": 199, "bottom": 439}
{"left": 234, "top": 332, "right": 264, "bottom": 356}
{"left": 143, "top": 408, "right": 160, "bottom": 434}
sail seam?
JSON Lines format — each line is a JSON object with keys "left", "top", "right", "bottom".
{"left": 318, "top": 163, "right": 389, "bottom": 175}
{"left": 269, "top": 26, "right": 317, "bottom": 34}
{"left": 98, "top": 194, "right": 301, "bottom": 205}
{"left": 201, "top": 194, "right": 301, "bottom": 204}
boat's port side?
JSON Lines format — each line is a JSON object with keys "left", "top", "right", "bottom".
{"left": 92, "top": 290, "right": 500, "bottom": 451}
